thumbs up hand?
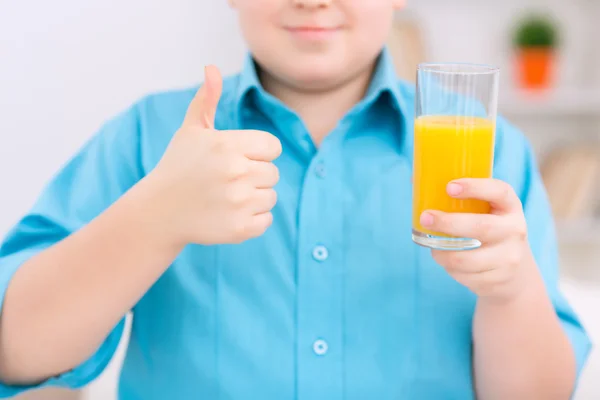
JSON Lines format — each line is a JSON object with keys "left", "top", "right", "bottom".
{"left": 147, "top": 66, "right": 283, "bottom": 245}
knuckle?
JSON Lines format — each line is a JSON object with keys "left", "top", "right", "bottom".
{"left": 256, "top": 189, "right": 277, "bottom": 211}
{"left": 499, "top": 182, "right": 513, "bottom": 203}
{"left": 225, "top": 185, "right": 250, "bottom": 207}
{"left": 266, "top": 189, "right": 278, "bottom": 207}
{"left": 244, "top": 213, "right": 273, "bottom": 239}
{"left": 264, "top": 216, "right": 274, "bottom": 232}
{"left": 514, "top": 223, "right": 528, "bottom": 242}
{"left": 502, "top": 187, "right": 511, "bottom": 202}
{"left": 475, "top": 218, "right": 492, "bottom": 238}
{"left": 259, "top": 212, "right": 274, "bottom": 232}
{"left": 224, "top": 159, "right": 248, "bottom": 180}
{"left": 438, "top": 214, "right": 455, "bottom": 232}
{"left": 516, "top": 197, "right": 524, "bottom": 210}
{"left": 270, "top": 164, "right": 280, "bottom": 184}
{"left": 271, "top": 137, "right": 283, "bottom": 156}
{"left": 229, "top": 217, "right": 249, "bottom": 243}
{"left": 258, "top": 131, "right": 282, "bottom": 155}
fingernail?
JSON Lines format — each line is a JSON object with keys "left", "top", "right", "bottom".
{"left": 420, "top": 212, "right": 434, "bottom": 227}
{"left": 447, "top": 182, "right": 463, "bottom": 196}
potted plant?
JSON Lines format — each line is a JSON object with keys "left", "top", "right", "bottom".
{"left": 512, "top": 14, "right": 559, "bottom": 90}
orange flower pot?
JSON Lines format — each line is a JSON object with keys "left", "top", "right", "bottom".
{"left": 515, "top": 47, "right": 555, "bottom": 90}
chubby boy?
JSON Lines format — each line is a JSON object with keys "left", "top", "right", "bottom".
{"left": 0, "top": 1, "right": 590, "bottom": 399}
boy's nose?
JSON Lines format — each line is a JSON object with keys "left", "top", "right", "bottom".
{"left": 292, "top": 0, "right": 332, "bottom": 9}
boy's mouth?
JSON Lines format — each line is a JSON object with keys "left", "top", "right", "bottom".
{"left": 285, "top": 26, "right": 341, "bottom": 41}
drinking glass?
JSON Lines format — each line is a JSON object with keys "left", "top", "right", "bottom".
{"left": 412, "top": 63, "right": 500, "bottom": 251}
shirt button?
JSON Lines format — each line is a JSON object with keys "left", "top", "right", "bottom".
{"left": 301, "top": 137, "right": 313, "bottom": 152}
{"left": 313, "top": 339, "right": 328, "bottom": 356}
{"left": 312, "top": 245, "right": 329, "bottom": 262}
{"left": 315, "top": 163, "right": 326, "bottom": 178}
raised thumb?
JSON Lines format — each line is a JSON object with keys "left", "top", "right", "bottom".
{"left": 184, "top": 65, "right": 223, "bottom": 129}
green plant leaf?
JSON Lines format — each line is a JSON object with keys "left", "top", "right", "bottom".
{"left": 513, "top": 14, "right": 559, "bottom": 48}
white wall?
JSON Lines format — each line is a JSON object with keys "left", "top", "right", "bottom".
{"left": 0, "top": 0, "right": 246, "bottom": 235}
{"left": 406, "top": 0, "right": 599, "bottom": 89}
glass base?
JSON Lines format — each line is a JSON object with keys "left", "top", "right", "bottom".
{"left": 412, "top": 229, "right": 481, "bottom": 251}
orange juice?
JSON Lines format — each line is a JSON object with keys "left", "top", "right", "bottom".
{"left": 412, "top": 115, "right": 495, "bottom": 237}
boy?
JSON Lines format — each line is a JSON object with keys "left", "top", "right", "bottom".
{"left": 0, "top": 0, "right": 591, "bottom": 399}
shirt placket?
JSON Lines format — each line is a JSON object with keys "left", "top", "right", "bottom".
{"left": 296, "top": 131, "right": 345, "bottom": 400}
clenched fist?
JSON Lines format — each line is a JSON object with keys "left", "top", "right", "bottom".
{"left": 146, "top": 66, "right": 282, "bottom": 245}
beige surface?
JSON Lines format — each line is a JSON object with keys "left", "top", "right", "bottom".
{"left": 15, "top": 388, "right": 80, "bottom": 400}
{"left": 541, "top": 145, "right": 600, "bottom": 220}
{"left": 387, "top": 14, "right": 427, "bottom": 82}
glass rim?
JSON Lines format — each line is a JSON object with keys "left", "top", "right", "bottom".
{"left": 417, "top": 62, "right": 500, "bottom": 75}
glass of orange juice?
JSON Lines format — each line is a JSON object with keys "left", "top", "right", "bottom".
{"left": 412, "top": 63, "right": 500, "bottom": 251}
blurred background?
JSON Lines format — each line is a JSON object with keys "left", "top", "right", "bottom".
{"left": 1, "top": 0, "right": 598, "bottom": 399}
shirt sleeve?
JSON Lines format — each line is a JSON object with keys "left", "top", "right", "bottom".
{"left": 0, "top": 102, "right": 145, "bottom": 396}
{"left": 495, "top": 117, "right": 592, "bottom": 382}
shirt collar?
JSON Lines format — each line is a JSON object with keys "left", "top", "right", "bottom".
{"left": 234, "top": 46, "right": 408, "bottom": 123}
{"left": 235, "top": 55, "right": 262, "bottom": 108}
{"left": 362, "top": 47, "right": 406, "bottom": 114}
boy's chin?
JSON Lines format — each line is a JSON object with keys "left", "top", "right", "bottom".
{"left": 283, "top": 64, "right": 355, "bottom": 92}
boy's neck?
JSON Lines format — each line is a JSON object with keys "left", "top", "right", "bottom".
{"left": 259, "top": 63, "right": 376, "bottom": 146}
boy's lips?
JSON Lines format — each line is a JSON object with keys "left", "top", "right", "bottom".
{"left": 285, "top": 26, "right": 341, "bottom": 41}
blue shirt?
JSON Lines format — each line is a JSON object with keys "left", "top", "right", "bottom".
{"left": 0, "top": 49, "right": 591, "bottom": 399}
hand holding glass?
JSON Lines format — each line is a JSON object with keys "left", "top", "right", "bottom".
{"left": 412, "top": 63, "right": 500, "bottom": 251}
